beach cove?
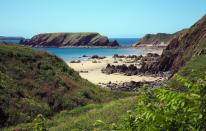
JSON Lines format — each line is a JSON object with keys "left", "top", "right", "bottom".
{"left": 66, "top": 46, "right": 165, "bottom": 88}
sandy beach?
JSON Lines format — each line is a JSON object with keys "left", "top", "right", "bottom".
{"left": 67, "top": 47, "right": 165, "bottom": 87}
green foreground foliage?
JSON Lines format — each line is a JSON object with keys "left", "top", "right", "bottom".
{"left": 4, "top": 96, "right": 137, "bottom": 131}
{"left": 115, "top": 55, "right": 206, "bottom": 131}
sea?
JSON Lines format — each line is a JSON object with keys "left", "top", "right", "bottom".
{"left": 1, "top": 38, "right": 142, "bottom": 62}
{"left": 35, "top": 38, "right": 140, "bottom": 61}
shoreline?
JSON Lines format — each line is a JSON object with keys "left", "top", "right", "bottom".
{"left": 67, "top": 47, "right": 165, "bottom": 88}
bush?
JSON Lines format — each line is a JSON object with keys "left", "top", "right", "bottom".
{"left": 121, "top": 72, "right": 206, "bottom": 130}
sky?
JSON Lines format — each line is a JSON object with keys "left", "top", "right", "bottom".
{"left": 0, "top": 0, "right": 206, "bottom": 38}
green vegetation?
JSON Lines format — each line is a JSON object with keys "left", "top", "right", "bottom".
{"left": 0, "top": 44, "right": 131, "bottom": 129}
{"left": 4, "top": 96, "right": 137, "bottom": 131}
{"left": 112, "top": 55, "right": 206, "bottom": 130}
{"left": 1, "top": 43, "right": 205, "bottom": 130}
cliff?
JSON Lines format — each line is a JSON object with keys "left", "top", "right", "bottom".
{"left": 140, "top": 14, "right": 206, "bottom": 74}
{"left": 23, "top": 33, "right": 119, "bottom": 47}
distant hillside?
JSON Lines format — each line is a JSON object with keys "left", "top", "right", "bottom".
{"left": 23, "top": 33, "right": 119, "bottom": 47}
{"left": 135, "top": 33, "right": 174, "bottom": 46}
{"left": 135, "top": 29, "right": 187, "bottom": 46}
{"left": 0, "top": 36, "right": 25, "bottom": 43}
{"left": 140, "top": 14, "right": 206, "bottom": 73}
{"left": 0, "top": 44, "right": 124, "bottom": 127}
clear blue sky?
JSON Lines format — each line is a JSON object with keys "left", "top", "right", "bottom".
{"left": 1, "top": 0, "right": 206, "bottom": 38}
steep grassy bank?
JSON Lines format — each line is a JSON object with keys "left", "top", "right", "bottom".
{"left": 0, "top": 44, "right": 132, "bottom": 128}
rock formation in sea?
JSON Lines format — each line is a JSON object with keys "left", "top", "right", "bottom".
{"left": 22, "top": 32, "right": 119, "bottom": 47}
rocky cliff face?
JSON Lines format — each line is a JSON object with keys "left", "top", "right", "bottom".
{"left": 141, "top": 15, "right": 206, "bottom": 74}
{"left": 23, "top": 33, "right": 119, "bottom": 47}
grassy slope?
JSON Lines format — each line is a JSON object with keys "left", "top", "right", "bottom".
{"left": 166, "top": 55, "right": 206, "bottom": 91}
{"left": 5, "top": 96, "right": 137, "bottom": 131}
{"left": 0, "top": 44, "right": 132, "bottom": 128}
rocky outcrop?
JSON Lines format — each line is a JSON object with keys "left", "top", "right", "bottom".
{"left": 102, "top": 53, "right": 160, "bottom": 76}
{"left": 140, "top": 14, "right": 206, "bottom": 74}
{"left": 106, "top": 80, "right": 165, "bottom": 91}
{"left": 113, "top": 54, "right": 143, "bottom": 59}
{"left": 90, "top": 55, "right": 106, "bottom": 59}
{"left": 102, "top": 64, "right": 139, "bottom": 76}
{"left": 107, "top": 81, "right": 152, "bottom": 91}
{"left": 23, "top": 33, "right": 119, "bottom": 47}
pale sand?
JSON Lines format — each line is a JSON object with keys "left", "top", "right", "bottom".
{"left": 68, "top": 56, "right": 164, "bottom": 86}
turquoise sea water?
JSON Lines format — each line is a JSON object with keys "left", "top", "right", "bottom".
{"left": 34, "top": 38, "right": 140, "bottom": 61}
{"left": 35, "top": 47, "right": 143, "bottom": 62}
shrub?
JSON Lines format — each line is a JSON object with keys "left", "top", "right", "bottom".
{"left": 121, "top": 72, "right": 206, "bottom": 130}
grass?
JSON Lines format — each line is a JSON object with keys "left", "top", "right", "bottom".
{"left": 166, "top": 55, "right": 206, "bottom": 91}
{"left": 0, "top": 44, "right": 134, "bottom": 128}
{"left": 4, "top": 96, "right": 137, "bottom": 131}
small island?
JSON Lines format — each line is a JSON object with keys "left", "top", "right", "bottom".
{"left": 22, "top": 32, "right": 119, "bottom": 48}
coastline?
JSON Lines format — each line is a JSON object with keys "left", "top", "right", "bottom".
{"left": 67, "top": 46, "right": 165, "bottom": 88}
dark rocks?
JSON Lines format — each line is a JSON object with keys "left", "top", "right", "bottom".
{"left": 109, "top": 40, "right": 119, "bottom": 46}
{"left": 146, "top": 53, "right": 160, "bottom": 57}
{"left": 102, "top": 64, "right": 139, "bottom": 76}
{"left": 107, "top": 81, "right": 152, "bottom": 91}
{"left": 113, "top": 54, "right": 143, "bottom": 59}
{"left": 82, "top": 55, "right": 89, "bottom": 57}
{"left": 106, "top": 79, "right": 166, "bottom": 91}
{"left": 91, "top": 55, "right": 106, "bottom": 59}
{"left": 70, "top": 60, "right": 81, "bottom": 63}
{"left": 102, "top": 53, "right": 162, "bottom": 76}
{"left": 79, "top": 70, "right": 88, "bottom": 73}
{"left": 92, "top": 60, "right": 99, "bottom": 63}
